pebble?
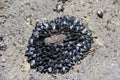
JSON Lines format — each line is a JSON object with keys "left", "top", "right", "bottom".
{"left": 1, "top": 58, "right": 6, "bottom": 63}
{"left": 29, "top": 77, "right": 35, "bottom": 80}
{"left": 0, "top": 44, "right": 7, "bottom": 51}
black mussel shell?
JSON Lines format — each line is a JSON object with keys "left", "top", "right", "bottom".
{"left": 26, "top": 15, "right": 93, "bottom": 74}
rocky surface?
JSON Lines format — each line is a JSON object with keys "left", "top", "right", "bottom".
{"left": 0, "top": 0, "right": 120, "bottom": 80}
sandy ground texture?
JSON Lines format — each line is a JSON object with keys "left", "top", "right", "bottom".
{"left": 0, "top": 0, "right": 120, "bottom": 80}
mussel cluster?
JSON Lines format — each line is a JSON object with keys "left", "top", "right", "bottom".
{"left": 25, "top": 15, "right": 93, "bottom": 74}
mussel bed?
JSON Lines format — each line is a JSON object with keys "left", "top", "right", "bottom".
{"left": 25, "top": 15, "right": 93, "bottom": 74}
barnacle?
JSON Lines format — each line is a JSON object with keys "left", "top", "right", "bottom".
{"left": 25, "top": 15, "right": 93, "bottom": 74}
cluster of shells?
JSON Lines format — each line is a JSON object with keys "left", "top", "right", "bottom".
{"left": 25, "top": 15, "right": 93, "bottom": 74}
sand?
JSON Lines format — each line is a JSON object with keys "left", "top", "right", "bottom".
{"left": 0, "top": 0, "right": 120, "bottom": 80}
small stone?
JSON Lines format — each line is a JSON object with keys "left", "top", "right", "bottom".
{"left": 76, "top": 61, "right": 81, "bottom": 65}
{"left": 77, "top": 70, "right": 79, "bottom": 73}
{"left": 0, "top": 3, "right": 5, "bottom": 9}
{"left": 0, "top": 44, "right": 7, "bottom": 51}
{"left": 29, "top": 77, "right": 35, "bottom": 80}
{"left": 1, "top": 58, "right": 6, "bottom": 63}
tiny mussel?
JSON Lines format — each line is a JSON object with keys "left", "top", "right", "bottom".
{"left": 26, "top": 15, "right": 93, "bottom": 74}
{"left": 0, "top": 36, "right": 3, "bottom": 41}
{"left": 53, "top": 4, "right": 64, "bottom": 13}
{"left": 37, "top": 66, "right": 45, "bottom": 72}
{"left": 97, "top": 10, "right": 104, "bottom": 18}
{"left": 30, "top": 60, "right": 36, "bottom": 68}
